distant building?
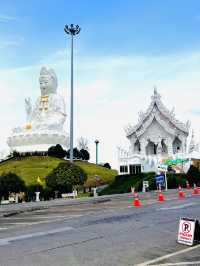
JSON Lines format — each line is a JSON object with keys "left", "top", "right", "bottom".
{"left": 118, "top": 88, "right": 198, "bottom": 175}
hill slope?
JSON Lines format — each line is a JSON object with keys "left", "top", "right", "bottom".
{"left": 0, "top": 157, "right": 117, "bottom": 187}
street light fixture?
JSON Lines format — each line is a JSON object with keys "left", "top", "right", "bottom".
{"left": 64, "top": 24, "right": 81, "bottom": 163}
{"left": 95, "top": 139, "right": 99, "bottom": 164}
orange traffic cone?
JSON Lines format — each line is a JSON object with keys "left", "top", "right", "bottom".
{"left": 158, "top": 187, "right": 165, "bottom": 202}
{"left": 158, "top": 192, "right": 165, "bottom": 202}
{"left": 193, "top": 183, "right": 199, "bottom": 195}
{"left": 178, "top": 185, "right": 185, "bottom": 199}
{"left": 133, "top": 192, "right": 141, "bottom": 207}
{"left": 186, "top": 180, "right": 190, "bottom": 190}
{"left": 158, "top": 186, "right": 165, "bottom": 202}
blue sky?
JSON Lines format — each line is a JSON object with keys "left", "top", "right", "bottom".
{"left": 2, "top": 0, "right": 200, "bottom": 67}
{"left": 1, "top": 0, "right": 200, "bottom": 167}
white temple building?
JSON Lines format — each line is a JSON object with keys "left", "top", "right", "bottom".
{"left": 118, "top": 88, "right": 199, "bottom": 175}
{"left": 7, "top": 67, "right": 69, "bottom": 153}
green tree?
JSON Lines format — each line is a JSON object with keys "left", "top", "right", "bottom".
{"left": 80, "top": 149, "right": 90, "bottom": 161}
{"left": 0, "top": 172, "right": 25, "bottom": 199}
{"left": 46, "top": 162, "right": 87, "bottom": 193}
{"left": 48, "top": 144, "right": 66, "bottom": 158}
{"left": 66, "top": 148, "right": 82, "bottom": 160}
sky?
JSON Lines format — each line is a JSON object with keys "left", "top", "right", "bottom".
{"left": 1, "top": 0, "right": 200, "bottom": 169}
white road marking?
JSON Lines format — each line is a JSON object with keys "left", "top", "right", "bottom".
{"left": 151, "top": 261, "right": 200, "bottom": 265}
{"left": 135, "top": 244, "right": 200, "bottom": 266}
{"left": 157, "top": 203, "right": 197, "bottom": 211}
{"left": 1, "top": 214, "right": 83, "bottom": 228}
{"left": 0, "top": 226, "right": 74, "bottom": 246}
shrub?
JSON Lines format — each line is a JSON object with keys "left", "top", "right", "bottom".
{"left": 80, "top": 149, "right": 90, "bottom": 161}
{"left": 99, "top": 172, "right": 192, "bottom": 196}
{"left": 0, "top": 172, "right": 25, "bottom": 200}
{"left": 187, "top": 165, "right": 200, "bottom": 185}
{"left": 66, "top": 148, "right": 82, "bottom": 160}
{"left": 48, "top": 144, "right": 66, "bottom": 158}
{"left": 103, "top": 163, "right": 111, "bottom": 169}
{"left": 46, "top": 161, "right": 87, "bottom": 193}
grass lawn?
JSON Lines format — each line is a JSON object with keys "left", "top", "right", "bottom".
{"left": 75, "top": 161, "right": 118, "bottom": 187}
{"left": 0, "top": 156, "right": 118, "bottom": 187}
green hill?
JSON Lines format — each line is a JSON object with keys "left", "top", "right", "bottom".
{"left": 0, "top": 156, "right": 117, "bottom": 187}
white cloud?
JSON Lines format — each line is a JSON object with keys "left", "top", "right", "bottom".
{"left": 0, "top": 38, "right": 24, "bottom": 49}
{"left": 1, "top": 50, "right": 200, "bottom": 169}
{"left": 0, "top": 14, "right": 16, "bottom": 23}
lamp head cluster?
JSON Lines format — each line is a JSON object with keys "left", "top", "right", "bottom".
{"left": 64, "top": 24, "right": 81, "bottom": 35}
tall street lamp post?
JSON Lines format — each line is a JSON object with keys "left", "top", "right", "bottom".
{"left": 64, "top": 24, "right": 81, "bottom": 162}
{"left": 95, "top": 139, "right": 99, "bottom": 164}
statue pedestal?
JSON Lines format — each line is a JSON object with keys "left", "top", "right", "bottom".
{"left": 35, "top": 192, "right": 40, "bottom": 202}
{"left": 7, "top": 130, "right": 68, "bottom": 153}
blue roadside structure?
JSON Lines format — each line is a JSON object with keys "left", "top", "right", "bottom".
{"left": 155, "top": 174, "right": 165, "bottom": 189}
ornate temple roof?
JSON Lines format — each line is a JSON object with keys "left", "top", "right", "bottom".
{"left": 125, "top": 87, "right": 190, "bottom": 138}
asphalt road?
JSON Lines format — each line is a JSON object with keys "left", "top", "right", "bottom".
{"left": 0, "top": 193, "right": 200, "bottom": 266}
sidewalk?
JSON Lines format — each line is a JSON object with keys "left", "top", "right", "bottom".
{"left": 0, "top": 189, "right": 194, "bottom": 217}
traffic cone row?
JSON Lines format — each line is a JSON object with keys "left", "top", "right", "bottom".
{"left": 128, "top": 182, "right": 199, "bottom": 208}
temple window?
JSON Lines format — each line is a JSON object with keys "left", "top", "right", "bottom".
{"left": 161, "top": 139, "right": 168, "bottom": 154}
{"left": 146, "top": 141, "right": 157, "bottom": 155}
{"left": 134, "top": 140, "right": 141, "bottom": 153}
{"left": 173, "top": 137, "right": 182, "bottom": 154}
{"left": 129, "top": 164, "right": 141, "bottom": 175}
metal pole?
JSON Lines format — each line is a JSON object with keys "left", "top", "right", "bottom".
{"left": 70, "top": 35, "right": 74, "bottom": 162}
{"left": 64, "top": 24, "right": 81, "bottom": 163}
{"left": 165, "top": 171, "right": 168, "bottom": 191}
{"left": 95, "top": 140, "right": 99, "bottom": 164}
{"left": 96, "top": 142, "right": 98, "bottom": 164}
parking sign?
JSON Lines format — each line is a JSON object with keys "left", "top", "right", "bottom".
{"left": 177, "top": 218, "right": 196, "bottom": 246}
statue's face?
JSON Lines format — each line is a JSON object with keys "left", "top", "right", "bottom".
{"left": 39, "top": 75, "right": 54, "bottom": 96}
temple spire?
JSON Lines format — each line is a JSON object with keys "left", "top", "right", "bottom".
{"left": 151, "top": 85, "right": 161, "bottom": 101}
{"left": 153, "top": 85, "right": 158, "bottom": 96}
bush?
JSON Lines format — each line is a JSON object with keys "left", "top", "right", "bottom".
{"left": 80, "top": 149, "right": 90, "bottom": 161}
{"left": 66, "top": 148, "right": 82, "bottom": 160}
{"left": 0, "top": 172, "right": 25, "bottom": 200}
{"left": 48, "top": 144, "right": 66, "bottom": 158}
{"left": 187, "top": 165, "right": 200, "bottom": 185}
{"left": 66, "top": 148, "right": 90, "bottom": 161}
{"left": 103, "top": 163, "right": 111, "bottom": 169}
{"left": 99, "top": 173, "right": 156, "bottom": 195}
{"left": 46, "top": 161, "right": 87, "bottom": 193}
{"left": 99, "top": 171, "right": 193, "bottom": 196}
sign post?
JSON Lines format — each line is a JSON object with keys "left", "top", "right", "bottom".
{"left": 157, "top": 164, "right": 168, "bottom": 191}
{"left": 164, "top": 171, "right": 168, "bottom": 191}
{"left": 155, "top": 174, "right": 165, "bottom": 190}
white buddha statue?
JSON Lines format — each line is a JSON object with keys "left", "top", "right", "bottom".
{"left": 25, "top": 67, "right": 66, "bottom": 131}
{"left": 7, "top": 67, "right": 68, "bottom": 152}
